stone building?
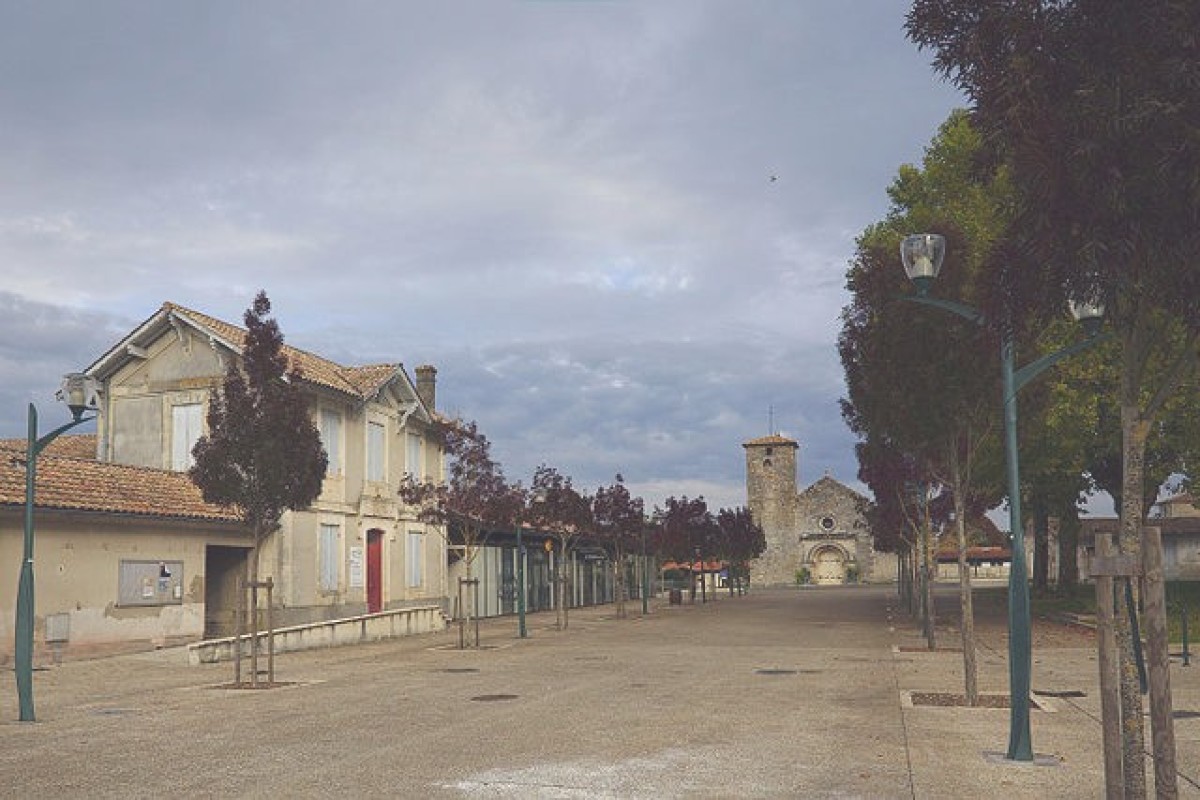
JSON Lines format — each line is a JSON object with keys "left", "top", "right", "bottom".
{"left": 743, "top": 433, "right": 895, "bottom": 586}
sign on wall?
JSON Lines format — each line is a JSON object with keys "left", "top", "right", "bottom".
{"left": 348, "top": 546, "right": 364, "bottom": 588}
{"left": 118, "top": 560, "right": 184, "bottom": 606}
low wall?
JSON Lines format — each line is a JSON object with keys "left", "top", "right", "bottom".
{"left": 188, "top": 605, "right": 446, "bottom": 666}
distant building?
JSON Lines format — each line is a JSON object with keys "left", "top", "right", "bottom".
{"left": 743, "top": 433, "right": 895, "bottom": 586}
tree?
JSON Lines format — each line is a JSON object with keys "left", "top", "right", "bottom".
{"left": 525, "top": 464, "right": 592, "bottom": 630}
{"left": 908, "top": 2, "right": 1200, "bottom": 789}
{"left": 592, "top": 474, "right": 645, "bottom": 618}
{"left": 841, "top": 111, "right": 1008, "bottom": 701}
{"left": 716, "top": 507, "right": 765, "bottom": 595}
{"left": 653, "top": 496, "right": 715, "bottom": 602}
{"left": 190, "top": 290, "right": 327, "bottom": 584}
{"left": 399, "top": 419, "right": 521, "bottom": 646}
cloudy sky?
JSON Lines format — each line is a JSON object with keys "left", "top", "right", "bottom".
{"left": 0, "top": 1, "right": 962, "bottom": 512}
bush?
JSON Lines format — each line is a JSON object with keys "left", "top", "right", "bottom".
{"left": 795, "top": 567, "right": 811, "bottom": 586}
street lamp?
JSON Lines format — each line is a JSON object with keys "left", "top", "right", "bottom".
{"left": 15, "top": 372, "right": 101, "bottom": 722}
{"left": 516, "top": 487, "right": 547, "bottom": 639}
{"left": 900, "top": 234, "right": 1105, "bottom": 762}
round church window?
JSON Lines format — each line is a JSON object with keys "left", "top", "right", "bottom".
{"left": 819, "top": 516, "right": 836, "bottom": 531}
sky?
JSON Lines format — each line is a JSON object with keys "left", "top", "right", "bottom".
{"left": 0, "top": 1, "right": 964, "bottom": 513}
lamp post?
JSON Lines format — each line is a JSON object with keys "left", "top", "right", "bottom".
{"left": 515, "top": 520, "right": 527, "bottom": 638}
{"left": 15, "top": 372, "right": 101, "bottom": 722}
{"left": 900, "top": 234, "right": 1105, "bottom": 761}
{"left": 640, "top": 524, "right": 649, "bottom": 615}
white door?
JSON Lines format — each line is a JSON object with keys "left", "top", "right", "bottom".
{"left": 813, "top": 549, "right": 846, "bottom": 585}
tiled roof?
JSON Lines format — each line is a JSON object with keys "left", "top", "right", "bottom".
{"left": 43, "top": 434, "right": 96, "bottom": 460}
{"left": 164, "top": 302, "right": 398, "bottom": 400}
{"left": 743, "top": 433, "right": 798, "bottom": 447}
{"left": 0, "top": 440, "right": 242, "bottom": 523}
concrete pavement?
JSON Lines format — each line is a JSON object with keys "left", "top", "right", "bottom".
{"left": 1, "top": 585, "right": 1197, "bottom": 798}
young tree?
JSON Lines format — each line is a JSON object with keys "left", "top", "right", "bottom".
{"left": 841, "top": 112, "right": 1008, "bottom": 701}
{"left": 653, "top": 496, "right": 715, "bottom": 602}
{"left": 399, "top": 419, "right": 521, "bottom": 646}
{"left": 592, "top": 474, "right": 645, "bottom": 618}
{"left": 716, "top": 507, "right": 765, "bottom": 596}
{"left": 525, "top": 464, "right": 592, "bottom": 630}
{"left": 190, "top": 290, "right": 327, "bottom": 585}
{"left": 908, "top": 2, "right": 1200, "bottom": 788}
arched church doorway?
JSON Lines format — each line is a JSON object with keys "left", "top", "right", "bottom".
{"left": 811, "top": 546, "right": 847, "bottom": 585}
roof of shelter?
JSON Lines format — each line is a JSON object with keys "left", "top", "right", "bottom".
{"left": 0, "top": 439, "right": 242, "bottom": 523}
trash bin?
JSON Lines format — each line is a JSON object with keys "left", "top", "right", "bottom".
{"left": 669, "top": 588, "right": 682, "bottom": 605}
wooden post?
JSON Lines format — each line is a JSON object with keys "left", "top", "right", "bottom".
{"left": 250, "top": 582, "right": 259, "bottom": 688}
{"left": 1142, "top": 526, "right": 1178, "bottom": 798}
{"left": 1093, "top": 532, "right": 1124, "bottom": 800}
{"left": 234, "top": 575, "right": 244, "bottom": 686}
{"left": 265, "top": 578, "right": 275, "bottom": 687}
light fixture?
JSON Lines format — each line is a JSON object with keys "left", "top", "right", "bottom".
{"left": 900, "top": 233, "right": 946, "bottom": 295}
{"left": 57, "top": 373, "right": 101, "bottom": 421}
{"left": 1068, "top": 295, "right": 1105, "bottom": 338}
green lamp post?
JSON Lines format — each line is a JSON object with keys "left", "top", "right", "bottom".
{"left": 900, "top": 233, "right": 1104, "bottom": 761}
{"left": 15, "top": 372, "right": 101, "bottom": 722}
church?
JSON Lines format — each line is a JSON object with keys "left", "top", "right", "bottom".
{"left": 743, "top": 433, "right": 896, "bottom": 586}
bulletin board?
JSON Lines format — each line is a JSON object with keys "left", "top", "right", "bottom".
{"left": 118, "top": 560, "right": 184, "bottom": 606}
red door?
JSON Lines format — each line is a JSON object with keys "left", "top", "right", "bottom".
{"left": 366, "top": 530, "right": 383, "bottom": 613}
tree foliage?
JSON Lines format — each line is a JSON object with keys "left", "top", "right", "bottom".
{"left": 190, "top": 291, "right": 327, "bottom": 574}
{"left": 715, "top": 506, "right": 766, "bottom": 587}
{"left": 592, "top": 473, "right": 646, "bottom": 615}
{"left": 907, "top": 0, "right": 1200, "bottom": 786}
{"left": 399, "top": 419, "right": 521, "bottom": 576}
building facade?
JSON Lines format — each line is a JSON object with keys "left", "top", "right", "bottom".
{"left": 2, "top": 301, "right": 450, "bottom": 660}
{"left": 743, "top": 433, "right": 895, "bottom": 586}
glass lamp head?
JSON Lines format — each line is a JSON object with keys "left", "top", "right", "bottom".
{"left": 58, "top": 373, "right": 101, "bottom": 421}
{"left": 900, "top": 234, "right": 945, "bottom": 295}
{"left": 1068, "top": 295, "right": 1105, "bottom": 338}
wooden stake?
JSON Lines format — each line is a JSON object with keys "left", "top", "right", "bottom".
{"left": 1094, "top": 533, "right": 1123, "bottom": 800}
{"left": 1142, "top": 527, "right": 1178, "bottom": 798}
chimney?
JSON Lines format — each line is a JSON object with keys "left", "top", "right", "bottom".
{"left": 415, "top": 364, "right": 437, "bottom": 410}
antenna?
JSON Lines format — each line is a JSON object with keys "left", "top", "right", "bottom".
{"left": 768, "top": 405, "right": 774, "bottom": 435}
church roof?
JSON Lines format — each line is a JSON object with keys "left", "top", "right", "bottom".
{"left": 743, "top": 433, "right": 797, "bottom": 448}
{"left": 799, "top": 474, "right": 867, "bottom": 502}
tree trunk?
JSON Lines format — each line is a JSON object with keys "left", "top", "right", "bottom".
{"left": 1117, "top": 403, "right": 1148, "bottom": 798}
{"left": 1057, "top": 508, "right": 1080, "bottom": 590}
{"left": 955, "top": 492, "right": 978, "bottom": 705}
{"left": 923, "top": 522, "right": 937, "bottom": 651}
{"left": 1032, "top": 499, "right": 1050, "bottom": 592}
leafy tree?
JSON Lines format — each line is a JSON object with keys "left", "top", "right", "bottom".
{"left": 715, "top": 507, "right": 765, "bottom": 595}
{"left": 841, "top": 111, "right": 1007, "bottom": 701}
{"left": 190, "top": 291, "right": 327, "bottom": 584}
{"left": 526, "top": 464, "right": 592, "bottom": 629}
{"left": 399, "top": 419, "right": 521, "bottom": 645}
{"left": 592, "top": 474, "right": 645, "bottom": 618}
{"left": 653, "top": 496, "right": 716, "bottom": 602}
{"left": 908, "top": 1, "right": 1200, "bottom": 786}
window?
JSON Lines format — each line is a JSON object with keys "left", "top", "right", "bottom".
{"left": 319, "top": 524, "right": 340, "bottom": 592}
{"left": 367, "top": 420, "right": 386, "bottom": 482}
{"left": 406, "top": 530, "right": 424, "bottom": 588}
{"left": 171, "top": 403, "right": 204, "bottom": 471}
{"left": 319, "top": 409, "right": 343, "bottom": 476}
{"left": 406, "top": 433, "right": 423, "bottom": 479}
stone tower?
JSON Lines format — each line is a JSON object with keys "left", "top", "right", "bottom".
{"left": 743, "top": 434, "right": 799, "bottom": 585}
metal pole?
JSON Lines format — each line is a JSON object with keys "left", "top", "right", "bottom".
{"left": 517, "top": 525, "right": 527, "bottom": 638}
{"left": 15, "top": 405, "right": 38, "bottom": 722}
{"left": 641, "top": 529, "right": 649, "bottom": 615}
{"left": 1002, "top": 333, "right": 1034, "bottom": 762}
